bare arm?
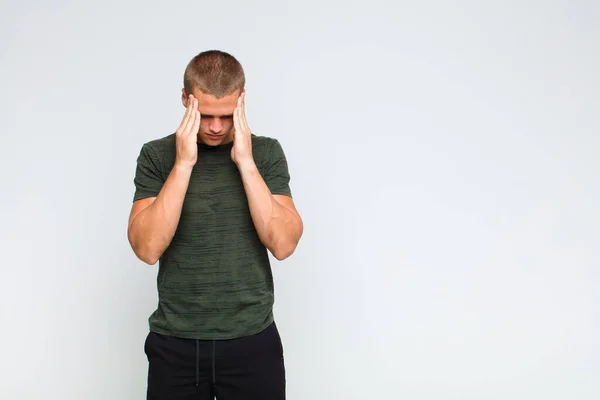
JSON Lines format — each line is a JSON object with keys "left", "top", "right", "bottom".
{"left": 127, "top": 94, "right": 201, "bottom": 264}
{"left": 127, "top": 164, "right": 194, "bottom": 264}
{"left": 231, "top": 92, "right": 303, "bottom": 260}
{"left": 238, "top": 162, "right": 303, "bottom": 260}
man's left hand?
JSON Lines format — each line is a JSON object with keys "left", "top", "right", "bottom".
{"left": 231, "top": 91, "right": 254, "bottom": 168}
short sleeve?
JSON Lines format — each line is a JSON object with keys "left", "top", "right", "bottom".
{"left": 133, "top": 143, "right": 165, "bottom": 202}
{"left": 264, "top": 139, "right": 292, "bottom": 198}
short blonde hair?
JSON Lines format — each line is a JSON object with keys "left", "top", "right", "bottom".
{"left": 183, "top": 50, "right": 245, "bottom": 98}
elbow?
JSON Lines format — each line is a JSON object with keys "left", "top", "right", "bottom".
{"left": 272, "top": 248, "right": 294, "bottom": 261}
{"left": 271, "top": 240, "right": 300, "bottom": 261}
{"left": 271, "top": 222, "right": 303, "bottom": 261}
{"left": 139, "top": 252, "right": 159, "bottom": 265}
{"left": 132, "top": 243, "right": 160, "bottom": 265}
{"left": 128, "top": 234, "right": 160, "bottom": 265}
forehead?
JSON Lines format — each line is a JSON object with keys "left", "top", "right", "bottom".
{"left": 193, "top": 89, "right": 239, "bottom": 116}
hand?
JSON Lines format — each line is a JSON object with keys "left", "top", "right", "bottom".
{"left": 175, "top": 95, "right": 201, "bottom": 169}
{"left": 231, "top": 91, "right": 254, "bottom": 167}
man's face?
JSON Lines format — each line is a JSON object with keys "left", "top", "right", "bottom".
{"left": 181, "top": 88, "right": 241, "bottom": 146}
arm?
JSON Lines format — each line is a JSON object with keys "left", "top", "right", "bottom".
{"left": 238, "top": 162, "right": 303, "bottom": 260}
{"left": 231, "top": 91, "right": 303, "bottom": 260}
{"left": 127, "top": 94, "right": 201, "bottom": 265}
{"left": 127, "top": 164, "right": 193, "bottom": 264}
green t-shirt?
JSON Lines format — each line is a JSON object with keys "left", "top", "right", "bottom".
{"left": 132, "top": 133, "right": 292, "bottom": 340}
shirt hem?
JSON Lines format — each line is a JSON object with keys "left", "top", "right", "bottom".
{"left": 148, "top": 314, "right": 275, "bottom": 340}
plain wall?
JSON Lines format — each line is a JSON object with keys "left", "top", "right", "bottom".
{"left": 1, "top": 0, "right": 598, "bottom": 399}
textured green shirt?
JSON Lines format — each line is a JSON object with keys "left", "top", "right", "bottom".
{"left": 132, "top": 133, "right": 292, "bottom": 340}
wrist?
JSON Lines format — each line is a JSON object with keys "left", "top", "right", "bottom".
{"left": 173, "top": 160, "right": 195, "bottom": 174}
{"left": 236, "top": 158, "right": 258, "bottom": 174}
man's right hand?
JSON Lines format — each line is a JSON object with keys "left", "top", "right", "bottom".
{"left": 175, "top": 95, "right": 201, "bottom": 169}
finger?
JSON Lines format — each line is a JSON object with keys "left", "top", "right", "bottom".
{"left": 182, "top": 99, "right": 194, "bottom": 134}
{"left": 183, "top": 98, "right": 197, "bottom": 135}
{"left": 178, "top": 95, "right": 193, "bottom": 135}
{"left": 236, "top": 93, "right": 245, "bottom": 122}
{"left": 189, "top": 102, "right": 199, "bottom": 135}
{"left": 191, "top": 109, "right": 201, "bottom": 138}
{"left": 233, "top": 106, "right": 241, "bottom": 137}
{"left": 240, "top": 97, "right": 250, "bottom": 134}
{"left": 185, "top": 94, "right": 193, "bottom": 115}
{"left": 241, "top": 91, "right": 246, "bottom": 117}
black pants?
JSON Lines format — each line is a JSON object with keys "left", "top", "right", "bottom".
{"left": 144, "top": 322, "right": 286, "bottom": 400}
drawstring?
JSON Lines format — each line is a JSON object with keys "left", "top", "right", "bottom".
{"left": 212, "top": 340, "right": 216, "bottom": 384}
{"left": 195, "top": 340, "right": 200, "bottom": 387}
{"left": 195, "top": 340, "right": 216, "bottom": 388}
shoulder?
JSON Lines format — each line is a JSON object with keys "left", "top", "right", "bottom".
{"left": 137, "top": 133, "right": 176, "bottom": 165}
{"left": 135, "top": 133, "right": 176, "bottom": 179}
{"left": 141, "top": 133, "right": 176, "bottom": 154}
{"left": 251, "top": 134, "right": 291, "bottom": 183}
{"left": 251, "top": 134, "right": 286, "bottom": 158}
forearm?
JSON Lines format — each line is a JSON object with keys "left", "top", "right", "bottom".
{"left": 129, "top": 164, "right": 193, "bottom": 264}
{"left": 238, "top": 161, "right": 302, "bottom": 260}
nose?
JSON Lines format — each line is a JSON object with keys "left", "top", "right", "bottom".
{"left": 209, "top": 118, "right": 223, "bottom": 134}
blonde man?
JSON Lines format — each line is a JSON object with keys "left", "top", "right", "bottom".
{"left": 128, "top": 49, "right": 303, "bottom": 400}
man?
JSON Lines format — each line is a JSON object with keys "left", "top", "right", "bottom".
{"left": 127, "top": 50, "right": 303, "bottom": 400}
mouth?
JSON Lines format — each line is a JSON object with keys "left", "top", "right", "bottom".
{"left": 205, "top": 133, "right": 223, "bottom": 140}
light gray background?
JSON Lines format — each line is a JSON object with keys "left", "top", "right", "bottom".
{"left": 1, "top": 1, "right": 598, "bottom": 399}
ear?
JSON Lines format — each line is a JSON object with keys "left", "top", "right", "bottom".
{"left": 181, "top": 88, "right": 188, "bottom": 107}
